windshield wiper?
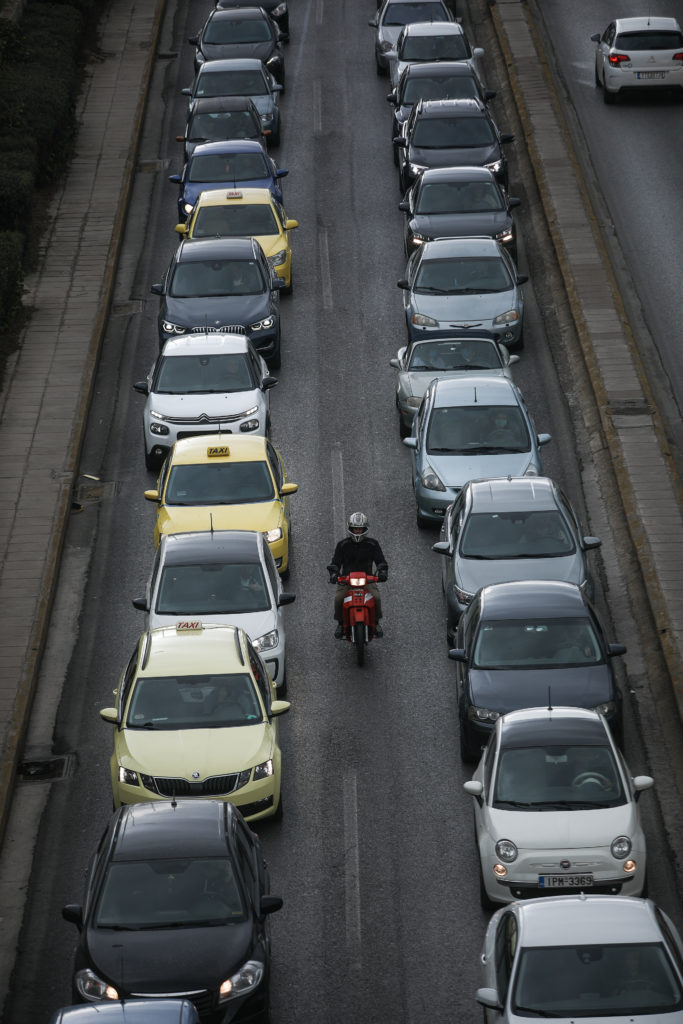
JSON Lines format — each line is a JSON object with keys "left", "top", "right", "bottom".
{"left": 415, "top": 285, "right": 450, "bottom": 293}
{"left": 513, "top": 1007, "right": 559, "bottom": 1018}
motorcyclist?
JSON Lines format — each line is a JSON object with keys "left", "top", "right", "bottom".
{"left": 327, "top": 512, "right": 388, "bottom": 639}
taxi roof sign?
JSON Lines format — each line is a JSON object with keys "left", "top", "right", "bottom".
{"left": 226, "top": 190, "right": 243, "bottom": 199}
{"left": 176, "top": 621, "right": 203, "bottom": 633}
{"left": 207, "top": 445, "right": 230, "bottom": 458}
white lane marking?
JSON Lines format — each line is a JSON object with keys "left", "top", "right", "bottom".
{"left": 315, "top": 0, "right": 324, "bottom": 27}
{"left": 343, "top": 771, "right": 362, "bottom": 968}
{"left": 313, "top": 79, "right": 322, "bottom": 134}
{"left": 319, "top": 228, "right": 333, "bottom": 309}
{"left": 331, "top": 444, "right": 345, "bottom": 535}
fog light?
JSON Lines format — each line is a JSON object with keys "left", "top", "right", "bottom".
{"left": 493, "top": 863, "right": 507, "bottom": 878}
{"left": 623, "top": 860, "right": 637, "bottom": 874}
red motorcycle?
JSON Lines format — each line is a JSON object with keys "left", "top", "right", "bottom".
{"left": 336, "top": 572, "right": 380, "bottom": 665}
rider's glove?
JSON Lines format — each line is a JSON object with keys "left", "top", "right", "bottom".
{"left": 377, "top": 567, "right": 388, "bottom": 582}
{"left": 329, "top": 574, "right": 338, "bottom": 584}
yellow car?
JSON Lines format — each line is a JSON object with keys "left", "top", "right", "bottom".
{"left": 175, "top": 187, "right": 298, "bottom": 292}
{"left": 99, "top": 622, "right": 290, "bottom": 820}
{"left": 144, "top": 434, "right": 297, "bottom": 574}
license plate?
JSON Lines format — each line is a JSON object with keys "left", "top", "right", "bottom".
{"left": 636, "top": 72, "right": 665, "bottom": 80}
{"left": 539, "top": 874, "right": 593, "bottom": 888}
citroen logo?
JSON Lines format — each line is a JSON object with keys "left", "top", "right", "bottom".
{"left": 561, "top": 860, "right": 571, "bottom": 870}
{"left": 198, "top": 414, "right": 209, "bottom": 423}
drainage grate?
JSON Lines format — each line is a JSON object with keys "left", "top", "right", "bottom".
{"left": 74, "top": 480, "right": 117, "bottom": 504}
{"left": 18, "top": 755, "right": 73, "bottom": 782}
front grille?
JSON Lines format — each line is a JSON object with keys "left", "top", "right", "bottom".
{"left": 168, "top": 411, "right": 247, "bottom": 425}
{"left": 177, "top": 430, "right": 232, "bottom": 441}
{"left": 191, "top": 325, "right": 245, "bottom": 334}
{"left": 509, "top": 882, "right": 623, "bottom": 900}
{"left": 142, "top": 773, "right": 242, "bottom": 797}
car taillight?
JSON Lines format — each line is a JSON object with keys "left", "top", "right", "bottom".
{"left": 609, "top": 53, "right": 630, "bottom": 64}
{"left": 673, "top": 52, "right": 683, "bottom": 62}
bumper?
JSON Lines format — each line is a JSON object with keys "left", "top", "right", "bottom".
{"left": 112, "top": 770, "right": 281, "bottom": 822}
{"left": 407, "top": 318, "right": 523, "bottom": 348}
{"left": 144, "top": 418, "right": 266, "bottom": 457}
{"left": 247, "top": 325, "right": 280, "bottom": 361}
{"left": 268, "top": 535, "right": 289, "bottom": 574}
{"left": 604, "top": 67, "right": 683, "bottom": 94}
{"left": 415, "top": 484, "right": 459, "bottom": 523}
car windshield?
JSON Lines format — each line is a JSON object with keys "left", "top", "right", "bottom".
{"left": 96, "top": 856, "right": 246, "bottom": 929}
{"left": 407, "top": 339, "right": 501, "bottom": 371}
{"left": 415, "top": 257, "right": 512, "bottom": 294}
{"left": 512, "top": 943, "right": 683, "bottom": 1018}
{"left": 165, "top": 460, "right": 275, "bottom": 505}
{"left": 195, "top": 68, "right": 268, "bottom": 97}
{"left": 615, "top": 30, "right": 683, "bottom": 50}
{"left": 192, "top": 203, "right": 280, "bottom": 238}
{"left": 402, "top": 74, "right": 480, "bottom": 104}
{"left": 154, "top": 353, "right": 256, "bottom": 393}
{"left": 400, "top": 34, "right": 469, "bottom": 61}
{"left": 169, "top": 259, "right": 265, "bottom": 297}
{"left": 493, "top": 743, "right": 625, "bottom": 809}
{"left": 187, "top": 111, "right": 259, "bottom": 142}
{"left": 412, "top": 114, "right": 495, "bottom": 148}
{"left": 126, "top": 672, "right": 262, "bottom": 729}
{"left": 426, "top": 404, "right": 530, "bottom": 453}
{"left": 156, "top": 562, "right": 270, "bottom": 614}
{"left": 472, "top": 618, "right": 604, "bottom": 669}
{"left": 187, "top": 152, "right": 270, "bottom": 183}
{"left": 382, "top": 2, "right": 449, "bottom": 26}
{"left": 415, "top": 180, "right": 503, "bottom": 214}
{"left": 203, "top": 18, "right": 273, "bottom": 43}
{"left": 459, "top": 510, "right": 576, "bottom": 559}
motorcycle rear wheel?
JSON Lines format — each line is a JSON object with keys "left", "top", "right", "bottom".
{"left": 353, "top": 622, "right": 365, "bottom": 666}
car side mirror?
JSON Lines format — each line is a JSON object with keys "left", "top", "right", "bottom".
{"left": 368, "top": 17, "right": 378, "bottom": 26}
{"left": 62, "top": 904, "right": 84, "bottom": 929}
{"left": 150, "top": 283, "right": 163, "bottom": 295}
{"left": 537, "top": 432, "right": 552, "bottom": 446}
{"left": 132, "top": 596, "right": 148, "bottom": 611}
{"left": 278, "top": 592, "right": 296, "bottom": 606}
{"left": 393, "top": 137, "right": 407, "bottom": 147}
{"left": 397, "top": 279, "right": 410, "bottom": 290}
{"left": 389, "top": 358, "right": 400, "bottom": 369}
{"left": 632, "top": 775, "right": 654, "bottom": 800}
{"left": 168, "top": 174, "right": 181, "bottom": 184}
{"left": 500, "top": 133, "right": 515, "bottom": 144}
{"left": 181, "top": 87, "right": 191, "bottom": 96}
{"left": 175, "top": 223, "right": 188, "bottom": 236}
{"left": 133, "top": 381, "right": 149, "bottom": 395}
{"left": 473, "top": 47, "right": 485, "bottom": 57}
{"left": 403, "top": 437, "right": 417, "bottom": 449}
{"left": 508, "top": 354, "right": 520, "bottom": 365}
{"left": 508, "top": 196, "right": 521, "bottom": 208}
{"left": 516, "top": 274, "right": 529, "bottom": 285}
{"left": 271, "top": 277, "right": 286, "bottom": 290}
{"left": 270, "top": 700, "right": 291, "bottom": 717}
{"left": 432, "top": 541, "right": 450, "bottom": 556}
{"left": 607, "top": 642, "right": 626, "bottom": 657}
{"left": 188, "top": 35, "right": 198, "bottom": 44}
{"left": 272, "top": 82, "right": 283, "bottom": 93}
{"left": 99, "top": 707, "right": 119, "bottom": 725}
{"left": 476, "top": 988, "right": 502, "bottom": 1011}
{"left": 386, "top": 90, "right": 397, "bottom": 102}
{"left": 448, "top": 648, "right": 467, "bottom": 663}
{"left": 285, "top": 219, "right": 299, "bottom": 230}
{"left": 484, "top": 89, "right": 497, "bottom": 101}
{"left": 261, "top": 894, "right": 284, "bottom": 915}
{"left": 144, "top": 489, "right": 160, "bottom": 502}
{"left": 262, "top": 375, "right": 279, "bottom": 390}
{"left": 582, "top": 536, "right": 601, "bottom": 550}
{"left": 281, "top": 482, "right": 298, "bottom": 495}
{"left": 398, "top": 200, "right": 409, "bottom": 212}
{"left": 591, "top": 33, "right": 601, "bottom": 43}
{"left": 463, "top": 780, "right": 484, "bottom": 805}
{"left": 276, "top": 168, "right": 289, "bottom": 178}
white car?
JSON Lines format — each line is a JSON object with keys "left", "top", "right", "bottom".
{"left": 132, "top": 529, "right": 294, "bottom": 693}
{"left": 464, "top": 706, "right": 653, "bottom": 909}
{"left": 134, "top": 332, "right": 277, "bottom": 471}
{"left": 477, "top": 895, "right": 683, "bottom": 1022}
{"left": 389, "top": 21, "right": 484, "bottom": 89}
{"left": 592, "top": 17, "right": 683, "bottom": 104}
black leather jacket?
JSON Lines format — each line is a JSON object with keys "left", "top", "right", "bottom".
{"left": 328, "top": 537, "right": 388, "bottom": 579}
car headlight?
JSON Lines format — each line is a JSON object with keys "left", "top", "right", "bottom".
{"left": 260, "top": 114, "right": 272, "bottom": 124}
{"left": 161, "top": 320, "right": 188, "bottom": 335}
{"left": 379, "top": 41, "right": 393, "bottom": 53}
{"left": 404, "top": 396, "right": 422, "bottom": 409}
{"left": 420, "top": 467, "right": 446, "bottom": 492}
{"left": 240, "top": 419, "right": 260, "bottom": 432}
{"left": 149, "top": 422, "right": 170, "bottom": 436}
{"left": 594, "top": 700, "right": 616, "bottom": 716}
{"left": 410, "top": 232, "right": 426, "bottom": 244}
{"left": 75, "top": 969, "right": 119, "bottom": 1002}
{"left": 468, "top": 705, "right": 500, "bottom": 723}
{"left": 408, "top": 162, "right": 427, "bottom": 176}
{"left": 218, "top": 960, "right": 264, "bottom": 1004}
{"left": 492, "top": 309, "right": 519, "bottom": 326}
{"left": 495, "top": 228, "right": 514, "bottom": 244}
{"left": 254, "top": 629, "right": 279, "bottom": 652}
{"left": 253, "top": 759, "right": 274, "bottom": 780}
{"left": 183, "top": 202, "right": 194, "bottom": 214}
{"left": 611, "top": 836, "right": 632, "bottom": 860}
{"left": 453, "top": 584, "right": 474, "bottom": 605}
{"left": 250, "top": 315, "right": 275, "bottom": 331}
{"left": 271, "top": 1, "right": 287, "bottom": 15}
{"left": 265, "top": 527, "right": 283, "bottom": 543}
{"left": 267, "top": 250, "right": 288, "bottom": 268}
{"left": 484, "top": 159, "right": 503, "bottom": 174}
{"left": 117, "top": 766, "right": 139, "bottom": 786}
{"left": 411, "top": 312, "right": 439, "bottom": 327}
{"left": 495, "top": 839, "right": 518, "bottom": 863}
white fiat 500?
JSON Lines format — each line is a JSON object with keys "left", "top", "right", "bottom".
{"left": 464, "top": 706, "right": 653, "bottom": 909}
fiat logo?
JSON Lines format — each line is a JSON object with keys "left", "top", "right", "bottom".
{"left": 561, "top": 860, "right": 571, "bottom": 870}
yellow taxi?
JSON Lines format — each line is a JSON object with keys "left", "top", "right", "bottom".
{"left": 175, "top": 187, "right": 298, "bottom": 292}
{"left": 99, "top": 622, "right": 290, "bottom": 821}
{"left": 144, "top": 434, "right": 297, "bottom": 574}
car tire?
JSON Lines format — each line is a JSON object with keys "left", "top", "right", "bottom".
{"left": 459, "top": 717, "right": 478, "bottom": 763}
{"left": 144, "top": 441, "right": 161, "bottom": 473}
{"left": 399, "top": 418, "right": 410, "bottom": 439}
{"left": 268, "top": 342, "right": 281, "bottom": 371}
{"left": 270, "top": 125, "right": 281, "bottom": 146}
{"left": 479, "top": 864, "right": 497, "bottom": 912}
{"left": 277, "top": 670, "right": 287, "bottom": 699}
{"left": 283, "top": 270, "right": 292, "bottom": 296}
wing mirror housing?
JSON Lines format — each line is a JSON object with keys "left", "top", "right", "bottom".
{"left": 448, "top": 648, "right": 467, "bottom": 663}
{"left": 278, "top": 592, "right": 296, "bottom": 606}
{"left": 607, "top": 642, "right": 626, "bottom": 657}
{"left": 432, "top": 541, "right": 450, "bottom": 556}
{"left": 260, "top": 895, "right": 284, "bottom": 915}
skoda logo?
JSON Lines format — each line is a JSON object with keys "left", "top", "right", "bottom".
{"left": 192, "top": 771, "right": 200, "bottom": 779}
{"left": 561, "top": 860, "right": 571, "bottom": 870}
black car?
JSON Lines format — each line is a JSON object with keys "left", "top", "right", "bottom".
{"left": 62, "top": 800, "right": 283, "bottom": 1023}
{"left": 217, "top": 0, "right": 289, "bottom": 40}
{"left": 448, "top": 580, "right": 625, "bottom": 762}
{"left": 178, "top": 96, "right": 269, "bottom": 162}
{"left": 189, "top": 7, "right": 285, "bottom": 87}
{"left": 387, "top": 60, "right": 496, "bottom": 150}
{"left": 151, "top": 237, "right": 284, "bottom": 367}
{"left": 394, "top": 97, "right": 514, "bottom": 192}
{"left": 399, "top": 166, "right": 520, "bottom": 257}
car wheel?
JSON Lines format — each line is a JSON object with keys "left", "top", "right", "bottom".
{"left": 479, "top": 864, "right": 497, "bottom": 912}
{"left": 399, "top": 418, "right": 410, "bottom": 439}
{"left": 270, "top": 126, "right": 281, "bottom": 146}
{"left": 144, "top": 443, "right": 161, "bottom": 473}
{"left": 268, "top": 343, "right": 281, "bottom": 371}
{"left": 277, "top": 670, "right": 287, "bottom": 699}
{"left": 603, "top": 78, "right": 616, "bottom": 104}
{"left": 283, "top": 270, "right": 292, "bottom": 296}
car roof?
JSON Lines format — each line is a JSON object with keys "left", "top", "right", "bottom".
{"left": 171, "top": 432, "right": 269, "bottom": 464}
{"left": 188, "top": 96, "right": 260, "bottom": 115}
{"left": 417, "top": 97, "right": 486, "bottom": 117}
{"left": 479, "top": 580, "right": 587, "bottom": 619}
{"left": 614, "top": 16, "right": 681, "bottom": 33}
{"left": 194, "top": 187, "right": 275, "bottom": 208}
{"left": 176, "top": 236, "right": 260, "bottom": 261}
{"left": 515, "top": 896, "right": 665, "bottom": 947}
{"left": 421, "top": 235, "right": 504, "bottom": 257}
{"left": 190, "top": 139, "right": 269, "bottom": 158}
{"left": 417, "top": 166, "right": 497, "bottom": 185}
{"left": 113, "top": 799, "right": 237, "bottom": 860}
{"left": 159, "top": 333, "right": 251, "bottom": 357}
{"left": 160, "top": 530, "right": 262, "bottom": 566}
{"left": 401, "top": 60, "right": 480, "bottom": 80}
{"left": 498, "top": 707, "right": 611, "bottom": 749}
{"left": 432, "top": 375, "right": 519, "bottom": 407}
{"left": 410, "top": 330, "right": 500, "bottom": 346}
{"left": 466, "top": 476, "right": 559, "bottom": 512}
{"left": 400, "top": 21, "right": 464, "bottom": 36}
{"left": 196, "top": 57, "right": 267, "bottom": 72}
{"left": 138, "top": 623, "right": 248, "bottom": 677}
{"left": 208, "top": 6, "right": 271, "bottom": 20}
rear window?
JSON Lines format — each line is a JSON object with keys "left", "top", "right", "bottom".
{"left": 187, "top": 152, "right": 270, "bottom": 183}
{"left": 615, "top": 30, "right": 683, "bottom": 50}
{"left": 402, "top": 74, "right": 479, "bottom": 104}
{"left": 382, "top": 2, "right": 449, "bottom": 26}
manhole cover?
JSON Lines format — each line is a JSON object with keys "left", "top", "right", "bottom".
{"left": 18, "top": 756, "right": 72, "bottom": 782}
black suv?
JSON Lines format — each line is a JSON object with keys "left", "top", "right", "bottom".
{"left": 394, "top": 97, "right": 514, "bottom": 193}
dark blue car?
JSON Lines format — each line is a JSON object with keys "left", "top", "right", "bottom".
{"left": 169, "top": 140, "right": 288, "bottom": 221}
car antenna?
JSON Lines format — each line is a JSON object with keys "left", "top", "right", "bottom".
{"left": 171, "top": 778, "right": 177, "bottom": 809}
{"left": 210, "top": 512, "right": 214, "bottom": 535}
{"left": 547, "top": 687, "right": 553, "bottom": 713}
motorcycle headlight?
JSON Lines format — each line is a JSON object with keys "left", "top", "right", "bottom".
{"left": 253, "top": 759, "right": 274, "bottom": 780}
{"left": 411, "top": 312, "right": 439, "bottom": 327}
{"left": 265, "top": 527, "right": 283, "bottom": 543}
{"left": 254, "top": 629, "right": 279, "bottom": 652}
{"left": 484, "top": 159, "right": 503, "bottom": 174}
{"left": 117, "top": 766, "right": 139, "bottom": 786}
{"left": 250, "top": 315, "right": 275, "bottom": 331}
{"left": 420, "top": 467, "right": 446, "bottom": 492}
{"left": 218, "top": 961, "right": 264, "bottom": 1004}
{"left": 469, "top": 705, "right": 500, "bottom": 723}
{"left": 493, "top": 309, "right": 519, "bottom": 326}
{"left": 495, "top": 839, "right": 518, "bottom": 863}
{"left": 75, "top": 969, "right": 119, "bottom": 1002}
{"left": 611, "top": 836, "right": 632, "bottom": 860}
{"left": 161, "top": 320, "right": 188, "bottom": 335}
